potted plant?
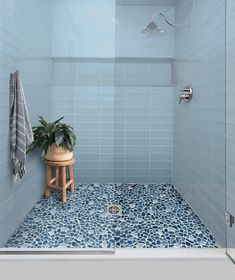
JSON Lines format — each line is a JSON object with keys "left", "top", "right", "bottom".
{"left": 28, "top": 116, "right": 76, "bottom": 161}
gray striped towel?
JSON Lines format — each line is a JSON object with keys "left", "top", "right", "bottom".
{"left": 10, "top": 71, "right": 34, "bottom": 183}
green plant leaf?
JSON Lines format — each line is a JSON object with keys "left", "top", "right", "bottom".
{"left": 27, "top": 116, "right": 76, "bottom": 156}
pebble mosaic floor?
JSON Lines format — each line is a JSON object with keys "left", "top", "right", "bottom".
{"left": 5, "top": 184, "right": 219, "bottom": 248}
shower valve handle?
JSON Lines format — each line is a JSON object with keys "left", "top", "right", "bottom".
{"left": 179, "top": 86, "right": 193, "bottom": 104}
{"left": 179, "top": 88, "right": 191, "bottom": 93}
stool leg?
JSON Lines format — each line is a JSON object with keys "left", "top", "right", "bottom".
{"left": 69, "top": 165, "right": 75, "bottom": 192}
{"left": 45, "top": 165, "right": 51, "bottom": 199}
{"left": 55, "top": 167, "right": 59, "bottom": 186}
{"left": 62, "top": 166, "right": 67, "bottom": 203}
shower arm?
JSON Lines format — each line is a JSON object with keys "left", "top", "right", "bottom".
{"left": 151, "top": 12, "right": 190, "bottom": 28}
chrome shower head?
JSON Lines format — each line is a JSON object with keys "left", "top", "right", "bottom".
{"left": 141, "top": 21, "right": 164, "bottom": 34}
{"left": 141, "top": 12, "right": 190, "bottom": 35}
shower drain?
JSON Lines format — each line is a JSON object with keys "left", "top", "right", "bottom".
{"left": 107, "top": 205, "right": 122, "bottom": 216}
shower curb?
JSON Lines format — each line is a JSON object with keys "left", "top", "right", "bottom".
{"left": 0, "top": 249, "right": 227, "bottom": 262}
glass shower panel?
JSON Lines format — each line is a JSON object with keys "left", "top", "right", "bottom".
{"left": 115, "top": 2, "right": 174, "bottom": 185}
{"left": 114, "top": 0, "right": 227, "bottom": 250}
{"left": 173, "top": 0, "right": 227, "bottom": 249}
{"left": 51, "top": 0, "right": 117, "bottom": 251}
{"left": 0, "top": 0, "right": 231, "bottom": 254}
{"left": 114, "top": 1, "right": 175, "bottom": 249}
{"left": 226, "top": 0, "right": 235, "bottom": 263}
{"left": 0, "top": 0, "right": 117, "bottom": 252}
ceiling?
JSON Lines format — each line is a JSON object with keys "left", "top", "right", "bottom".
{"left": 116, "top": 0, "right": 176, "bottom": 6}
{"left": 51, "top": 1, "right": 176, "bottom": 6}
{"left": 51, "top": 0, "right": 176, "bottom": 6}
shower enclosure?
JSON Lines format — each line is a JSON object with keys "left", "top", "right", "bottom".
{"left": 0, "top": 0, "right": 234, "bottom": 261}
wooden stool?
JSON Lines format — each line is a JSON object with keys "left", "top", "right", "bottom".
{"left": 45, "top": 158, "right": 75, "bottom": 203}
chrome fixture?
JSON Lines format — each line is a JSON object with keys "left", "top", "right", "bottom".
{"left": 225, "top": 211, "right": 235, "bottom": 228}
{"left": 142, "top": 20, "right": 164, "bottom": 34}
{"left": 141, "top": 12, "right": 190, "bottom": 34}
{"left": 179, "top": 86, "right": 193, "bottom": 104}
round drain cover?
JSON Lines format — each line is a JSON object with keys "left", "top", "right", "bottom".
{"left": 107, "top": 205, "right": 122, "bottom": 216}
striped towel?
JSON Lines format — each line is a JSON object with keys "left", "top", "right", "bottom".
{"left": 10, "top": 71, "right": 34, "bottom": 183}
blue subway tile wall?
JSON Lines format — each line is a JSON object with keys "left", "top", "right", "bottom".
{"left": 51, "top": 0, "right": 116, "bottom": 183}
{"left": 172, "top": 0, "right": 226, "bottom": 246}
{"left": 115, "top": 4, "right": 175, "bottom": 184}
{"left": 115, "top": 84, "right": 174, "bottom": 183}
{"left": 115, "top": 58, "right": 172, "bottom": 86}
{"left": 52, "top": 0, "right": 116, "bottom": 58}
{"left": 0, "top": 0, "right": 52, "bottom": 245}
{"left": 226, "top": 0, "right": 235, "bottom": 254}
{"left": 116, "top": 5, "right": 175, "bottom": 58}
{"left": 51, "top": 60, "right": 115, "bottom": 183}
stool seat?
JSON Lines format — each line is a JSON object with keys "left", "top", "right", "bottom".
{"left": 45, "top": 158, "right": 75, "bottom": 203}
{"left": 45, "top": 158, "right": 75, "bottom": 167}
